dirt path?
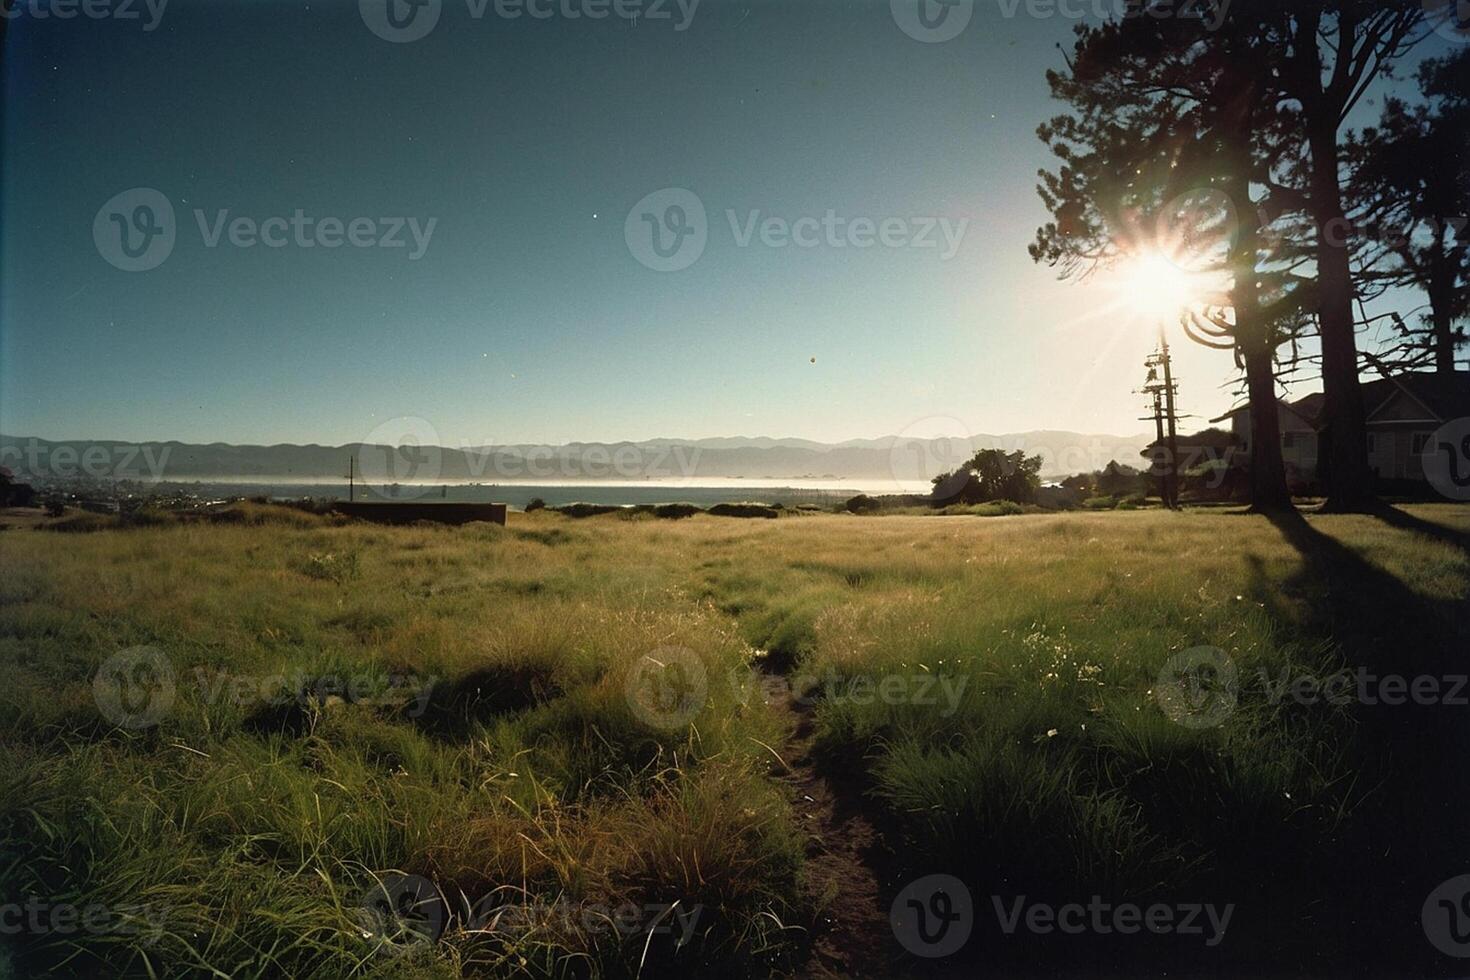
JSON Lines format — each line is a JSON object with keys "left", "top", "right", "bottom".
{"left": 754, "top": 665, "right": 899, "bottom": 978}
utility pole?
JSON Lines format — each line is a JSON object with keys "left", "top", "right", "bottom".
{"left": 1161, "top": 333, "right": 1180, "bottom": 509}
{"left": 1138, "top": 336, "right": 1181, "bottom": 509}
{"left": 1146, "top": 389, "right": 1167, "bottom": 503}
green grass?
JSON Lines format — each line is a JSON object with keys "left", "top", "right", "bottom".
{"left": 2, "top": 503, "right": 1467, "bottom": 975}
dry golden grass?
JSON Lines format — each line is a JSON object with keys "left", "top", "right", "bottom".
{"left": 2, "top": 504, "right": 1467, "bottom": 975}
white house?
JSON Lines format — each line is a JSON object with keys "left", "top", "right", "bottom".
{"left": 1214, "top": 373, "right": 1470, "bottom": 486}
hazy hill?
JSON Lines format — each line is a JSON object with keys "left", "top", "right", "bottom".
{"left": 1, "top": 431, "right": 1153, "bottom": 484}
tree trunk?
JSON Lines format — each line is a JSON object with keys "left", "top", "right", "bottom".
{"left": 1429, "top": 279, "right": 1458, "bottom": 374}
{"left": 1232, "top": 254, "right": 1292, "bottom": 513}
{"left": 1223, "top": 169, "right": 1293, "bottom": 514}
{"left": 1309, "top": 122, "right": 1376, "bottom": 512}
{"left": 1433, "top": 307, "right": 1457, "bottom": 375}
{"left": 1242, "top": 342, "right": 1292, "bottom": 513}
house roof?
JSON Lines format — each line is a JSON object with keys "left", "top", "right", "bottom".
{"left": 1142, "top": 427, "right": 1240, "bottom": 456}
{"left": 1209, "top": 398, "right": 1317, "bottom": 426}
{"left": 1201, "top": 373, "right": 1470, "bottom": 436}
{"left": 1288, "top": 373, "right": 1470, "bottom": 426}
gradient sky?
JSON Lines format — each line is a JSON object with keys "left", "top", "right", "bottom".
{"left": 1, "top": 0, "right": 1456, "bottom": 447}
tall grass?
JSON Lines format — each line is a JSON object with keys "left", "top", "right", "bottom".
{"left": 2, "top": 506, "right": 1466, "bottom": 974}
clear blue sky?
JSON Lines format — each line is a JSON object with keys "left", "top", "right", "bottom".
{"left": 0, "top": 0, "right": 1450, "bottom": 446}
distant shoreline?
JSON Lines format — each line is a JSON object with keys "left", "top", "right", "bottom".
{"left": 78, "top": 480, "right": 933, "bottom": 509}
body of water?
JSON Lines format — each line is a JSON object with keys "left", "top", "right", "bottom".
{"left": 140, "top": 479, "right": 935, "bottom": 509}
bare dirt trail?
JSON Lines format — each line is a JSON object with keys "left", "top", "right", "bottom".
{"left": 754, "top": 664, "right": 901, "bottom": 978}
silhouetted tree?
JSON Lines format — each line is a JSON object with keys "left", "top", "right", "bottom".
{"left": 1250, "top": 1, "right": 1426, "bottom": 510}
{"left": 1031, "top": 5, "right": 1300, "bottom": 512}
{"left": 1096, "top": 461, "right": 1146, "bottom": 498}
{"left": 1346, "top": 48, "right": 1470, "bottom": 374}
{"left": 931, "top": 449, "right": 1042, "bottom": 505}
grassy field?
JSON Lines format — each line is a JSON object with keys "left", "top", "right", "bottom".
{"left": 2, "top": 503, "right": 1468, "bottom": 977}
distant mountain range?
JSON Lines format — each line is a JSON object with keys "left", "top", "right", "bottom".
{"left": 1, "top": 431, "right": 1154, "bottom": 485}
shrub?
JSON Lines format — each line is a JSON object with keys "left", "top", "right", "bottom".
{"left": 118, "top": 507, "right": 178, "bottom": 528}
{"left": 206, "top": 501, "right": 325, "bottom": 527}
{"left": 1083, "top": 495, "right": 1118, "bottom": 510}
{"left": 39, "top": 512, "right": 114, "bottom": 533}
{"left": 275, "top": 496, "right": 337, "bottom": 515}
{"left": 708, "top": 503, "right": 779, "bottom": 519}
{"left": 524, "top": 497, "right": 547, "bottom": 512}
{"left": 845, "top": 494, "right": 881, "bottom": 514}
{"left": 554, "top": 503, "right": 622, "bottom": 518}
{"left": 296, "top": 551, "right": 360, "bottom": 584}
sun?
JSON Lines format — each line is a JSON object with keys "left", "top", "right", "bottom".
{"left": 1119, "top": 253, "right": 1199, "bottom": 321}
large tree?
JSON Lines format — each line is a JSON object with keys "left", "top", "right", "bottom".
{"left": 1346, "top": 48, "right": 1470, "bottom": 374}
{"left": 1255, "top": 1, "right": 1426, "bottom": 510}
{"left": 1031, "top": 6, "right": 1299, "bottom": 512}
{"left": 931, "top": 449, "right": 1042, "bottom": 505}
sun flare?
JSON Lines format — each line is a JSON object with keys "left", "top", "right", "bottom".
{"left": 1119, "top": 253, "right": 1200, "bottom": 321}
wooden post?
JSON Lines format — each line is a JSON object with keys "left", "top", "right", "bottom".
{"left": 1161, "top": 332, "right": 1180, "bottom": 509}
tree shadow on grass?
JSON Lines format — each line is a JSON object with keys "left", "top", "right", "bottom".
{"left": 1250, "top": 507, "right": 1470, "bottom": 975}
